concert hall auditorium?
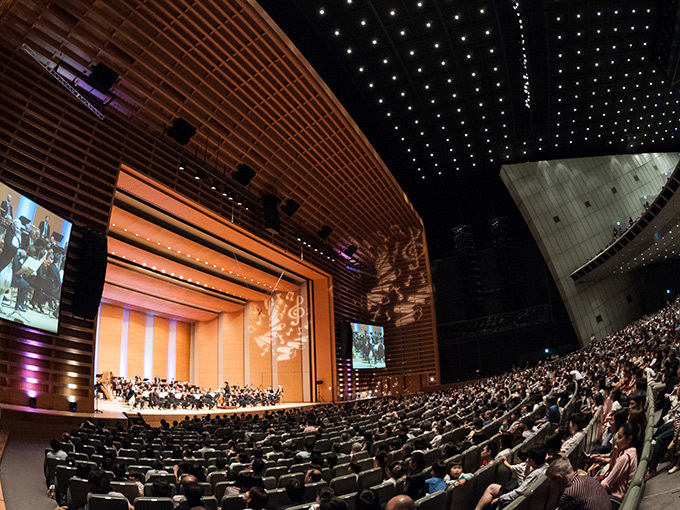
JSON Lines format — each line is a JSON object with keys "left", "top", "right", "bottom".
{"left": 0, "top": 2, "right": 679, "bottom": 510}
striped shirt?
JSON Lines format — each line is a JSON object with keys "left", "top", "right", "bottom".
{"left": 558, "top": 474, "right": 611, "bottom": 510}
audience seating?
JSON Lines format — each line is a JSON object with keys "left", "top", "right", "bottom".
{"left": 89, "top": 494, "right": 130, "bottom": 510}
{"left": 134, "top": 497, "right": 174, "bottom": 510}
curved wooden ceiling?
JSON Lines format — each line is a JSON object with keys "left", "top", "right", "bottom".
{"left": 2, "top": 0, "right": 425, "bottom": 267}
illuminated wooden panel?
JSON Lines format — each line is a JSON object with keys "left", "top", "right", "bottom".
{"left": 222, "top": 310, "right": 244, "bottom": 388}
{"left": 274, "top": 291, "right": 302, "bottom": 402}
{"left": 175, "top": 322, "right": 191, "bottom": 382}
{"left": 127, "top": 310, "right": 147, "bottom": 380}
{"left": 196, "top": 318, "right": 219, "bottom": 389}
{"left": 97, "top": 303, "right": 123, "bottom": 376}
{"left": 153, "top": 316, "right": 169, "bottom": 380}
{"left": 249, "top": 300, "right": 272, "bottom": 390}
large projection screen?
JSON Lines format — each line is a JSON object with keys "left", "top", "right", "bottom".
{"left": 351, "top": 322, "right": 386, "bottom": 369}
{"left": 0, "top": 181, "right": 72, "bottom": 334}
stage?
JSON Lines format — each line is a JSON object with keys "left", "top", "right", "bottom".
{"left": 97, "top": 399, "right": 319, "bottom": 426}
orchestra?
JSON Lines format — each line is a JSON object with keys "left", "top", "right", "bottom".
{"left": 109, "top": 375, "right": 283, "bottom": 410}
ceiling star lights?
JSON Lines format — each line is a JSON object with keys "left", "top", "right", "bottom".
{"left": 512, "top": 0, "right": 531, "bottom": 109}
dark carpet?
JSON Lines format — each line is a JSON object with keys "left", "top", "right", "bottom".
{"left": 0, "top": 436, "right": 55, "bottom": 510}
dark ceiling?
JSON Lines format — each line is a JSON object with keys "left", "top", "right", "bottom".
{"left": 260, "top": 0, "right": 680, "bottom": 253}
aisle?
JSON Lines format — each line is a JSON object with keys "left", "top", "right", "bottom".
{"left": 0, "top": 437, "right": 54, "bottom": 510}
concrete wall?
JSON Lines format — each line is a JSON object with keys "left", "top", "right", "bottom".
{"left": 501, "top": 152, "right": 680, "bottom": 345}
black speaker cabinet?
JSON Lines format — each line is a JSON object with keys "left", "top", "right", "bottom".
{"left": 71, "top": 228, "right": 108, "bottom": 320}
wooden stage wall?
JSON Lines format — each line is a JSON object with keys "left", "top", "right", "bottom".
{"left": 97, "top": 297, "right": 305, "bottom": 401}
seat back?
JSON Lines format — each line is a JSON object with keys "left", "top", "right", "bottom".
{"left": 443, "top": 482, "right": 472, "bottom": 510}
{"left": 330, "top": 474, "right": 359, "bottom": 496}
{"left": 67, "top": 477, "right": 91, "bottom": 510}
{"left": 143, "top": 483, "right": 177, "bottom": 497}
{"left": 471, "top": 462, "right": 496, "bottom": 504}
{"left": 264, "top": 488, "right": 289, "bottom": 510}
{"left": 358, "top": 468, "right": 383, "bottom": 491}
{"left": 214, "top": 481, "right": 235, "bottom": 502}
{"left": 415, "top": 491, "right": 446, "bottom": 510}
{"left": 111, "top": 481, "right": 142, "bottom": 502}
{"left": 265, "top": 466, "right": 289, "bottom": 479}
{"left": 202, "top": 496, "right": 218, "bottom": 510}
{"left": 371, "top": 481, "right": 396, "bottom": 506}
{"left": 278, "top": 472, "right": 305, "bottom": 488}
{"left": 89, "top": 494, "right": 130, "bottom": 510}
{"left": 134, "top": 497, "right": 175, "bottom": 510}
{"left": 303, "top": 481, "right": 328, "bottom": 502}
{"left": 221, "top": 494, "right": 247, "bottom": 510}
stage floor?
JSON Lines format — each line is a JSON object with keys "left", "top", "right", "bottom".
{"left": 98, "top": 399, "right": 318, "bottom": 426}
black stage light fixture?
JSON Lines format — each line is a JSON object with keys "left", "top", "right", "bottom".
{"left": 281, "top": 199, "right": 300, "bottom": 217}
{"left": 69, "top": 401, "right": 77, "bottom": 412}
{"left": 167, "top": 117, "right": 196, "bottom": 146}
{"left": 317, "top": 225, "right": 332, "bottom": 240}
{"left": 86, "top": 63, "right": 119, "bottom": 94}
{"left": 28, "top": 396, "right": 37, "bottom": 408}
{"left": 262, "top": 194, "right": 280, "bottom": 234}
{"left": 233, "top": 163, "right": 256, "bottom": 186}
{"left": 343, "top": 245, "right": 357, "bottom": 258}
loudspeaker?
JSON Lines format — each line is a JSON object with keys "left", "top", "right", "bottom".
{"left": 167, "top": 118, "right": 196, "bottom": 145}
{"left": 281, "top": 199, "right": 300, "bottom": 217}
{"left": 343, "top": 245, "right": 357, "bottom": 258}
{"left": 72, "top": 228, "right": 108, "bottom": 320}
{"left": 262, "top": 194, "right": 280, "bottom": 234}
{"left": 233, "top": 163, "right": 256, "bottom": 186}
{"left": 317, "top": 225, "right": 332, "bottom": 240}
{"left": 86, "top": 63, "right": 118, "bottom": 94}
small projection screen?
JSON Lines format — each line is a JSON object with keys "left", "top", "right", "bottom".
{"left": 0, "top": 181, "right": 72, "bottom": 334}
{"left": 350, "top": 322, "right": 386, "bottom": 369}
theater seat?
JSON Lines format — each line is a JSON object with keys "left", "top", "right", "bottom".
{"left": 202, "top": 496, "right": 218, "bottom": 510}
{"left": 89, "top": 494, "right": 130, "bottom": 510}
{"left": 303, "top": 481, "right": 327, "bottom": 502}
{"left": 134, "top": 497, "right": 174, "bottom": 510}
{"left": 221, "top": 494, "right": 246, "bottom": 510}
{"left": 330, "top": 474, "right": 358, "bottom": 496}
{"left": 415, "top": 491, "right": 445, "bottom": 510}
{"left": 110, "top": 481, "right": 141, "bottom": 503}
{"left": 264, "top": 488, "right": 289, "bottom": 510}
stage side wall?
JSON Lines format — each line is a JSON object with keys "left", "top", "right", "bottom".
{"left": 97, "top": 304, "right": 191, "bottom": 382}
{"left": 501, "top": 152, "right": 680, "bottom": 345}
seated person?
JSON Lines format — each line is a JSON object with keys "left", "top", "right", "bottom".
{"left": 86, "top": 469, "right": 133, "bottom": 510}
{"left": 601, "top": 422, "right": 638, "bottom": 500}
{"left": 443, "top": 459, "right": 472, "bottom": 488}
{"left": 425, "top": 461, "right": 447, "bottom": 494}
{"left": 474, "top": 444, "right": 548, "bottom": 510}
{"left": 546, "top": 457, "right": 610, "bottom": 510}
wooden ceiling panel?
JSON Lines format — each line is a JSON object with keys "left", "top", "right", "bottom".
{"left": 4, "top": 0, "right": 424, "bottom": 267}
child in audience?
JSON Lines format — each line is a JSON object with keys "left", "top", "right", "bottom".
{"left": 425, "top": 460, "right": 447, "bottom": 493}
{"left": 443, "top": 459, "right": 472, "bottom": 487}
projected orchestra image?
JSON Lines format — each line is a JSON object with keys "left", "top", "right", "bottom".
{"left": 351, "top": 323, "right": 386, "bottom": 369}
{"left": 0, "top": 184, "right": 71, "bottom": 333}
{"left": 105, "top": 374, "right": 284, "bottom": 411}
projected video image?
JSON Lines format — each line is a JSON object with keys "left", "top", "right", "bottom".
{"left": 351, "top": 322, "right": 386, "bottom": 369}
{"left": 0, "top": 182, "right": 71, "bottom": 334}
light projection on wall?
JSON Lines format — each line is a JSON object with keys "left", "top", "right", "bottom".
{"left": 249, "top": 290, "right": 304, "bottom": 361}
{"left": 367, "top": 228, "right": 430, "bottom": 327}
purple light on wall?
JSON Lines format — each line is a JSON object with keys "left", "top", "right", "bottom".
{"left": 25, "top": 377, "right": 39, "bottom": 384}
{"left": 24, "top": 352, "right": 40, "bottom": 359}
{"left": 26, "top": 390, "right": 38, "bottom": 398}
{"left": 24, "top": 364, "right": 40, "bottom": 372}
